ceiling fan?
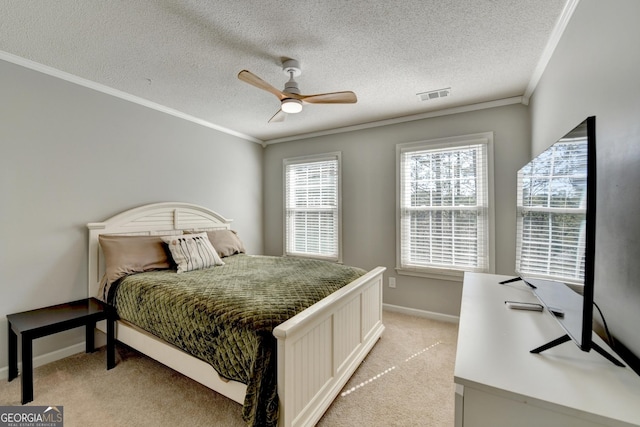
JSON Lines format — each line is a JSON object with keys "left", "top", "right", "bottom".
{"left": 238, "top": 59, "right": 357, "bottom": 123}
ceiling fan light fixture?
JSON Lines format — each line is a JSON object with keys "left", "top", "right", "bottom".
{"left": 281, "top": 98, "right": 303, "bottom": 114}
{"left": 238, "top": 60, "right": 356, "bottom": 122}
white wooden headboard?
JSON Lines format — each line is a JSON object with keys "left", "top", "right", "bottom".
{"left": 87, "top": 202, "right": 233, "bottom": 299}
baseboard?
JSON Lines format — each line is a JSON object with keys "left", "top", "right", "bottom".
{"left": 0, "top": 307, "right": 460, "bottom": 377}
{"left": 0, "top": 342, "right": 86, "bottom": 378}
{"left": 383, "top": 303, "right": 460, "bottom": 324}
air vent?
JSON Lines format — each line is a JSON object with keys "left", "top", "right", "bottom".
{"left": 417, "top": 87, "right": 451, "bottom": 102}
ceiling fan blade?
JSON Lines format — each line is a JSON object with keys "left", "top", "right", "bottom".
{"left": 268, "top": 109, "right": 286, "bottom": 123}
{"left": 300, "top": 91, "right": 357, "bottom": 104}
{"left": 238, "top": 70, "right": 286, "bottom": 100}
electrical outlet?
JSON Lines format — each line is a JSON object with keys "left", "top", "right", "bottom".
{"left": 389, "top": 277, "right": 396, "bottom": 288}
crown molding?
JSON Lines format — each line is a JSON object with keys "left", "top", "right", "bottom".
{"left": 0, "top": 50, "right": 263, "bottom": 144}
{"left": 265, "top": 97, "right": 524, "bottom": 145}
{"left": 523, "top": 0, "right": 580, "bottom": 103}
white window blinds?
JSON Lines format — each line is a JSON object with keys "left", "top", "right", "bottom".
{"left": 284, "top": 153, "right": 341, "bottom": 261}
{"left": 398, "top": 139, "right": 490, "bottom": 275}
{"left": 515, "top": 140, "right": 588, "bottom": 283}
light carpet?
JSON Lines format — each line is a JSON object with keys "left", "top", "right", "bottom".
{"left": 0, "top": 310, "right": 458, "bottom": 426}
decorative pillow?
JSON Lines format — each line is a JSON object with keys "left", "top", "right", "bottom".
{"left": 161, "top": 232, "right": 224, "bottom": 273}
{"left": 186, "top": 229, "right": 246, "bottom": 257}
{"left": 98, "top": 234, "right": 174, "bottom": 300}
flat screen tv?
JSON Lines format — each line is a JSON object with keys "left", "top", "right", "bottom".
{"left": 510, "top": 116, "right": 623, "bottom": 366}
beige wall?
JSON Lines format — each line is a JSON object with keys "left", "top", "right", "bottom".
{"left": 264, "top": 103, "right": 530, "bottom": 317}
{"left": 0, "top": 59, "right": 263, "bottom": 368}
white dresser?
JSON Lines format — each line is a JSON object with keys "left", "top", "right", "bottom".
{"left": 454, "top": 272, "right": 640, "bottom": 427}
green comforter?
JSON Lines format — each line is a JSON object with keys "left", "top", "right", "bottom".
{"left": 110, "top": 254, "right": 366, "bottom": 426}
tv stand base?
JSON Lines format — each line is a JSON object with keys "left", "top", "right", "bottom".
{"left": 531, "top": 334, "right": 625, "bottom": 367}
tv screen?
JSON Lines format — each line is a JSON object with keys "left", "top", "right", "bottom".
{"left": 514, "top": 116, "right": 623, "bottom": 366}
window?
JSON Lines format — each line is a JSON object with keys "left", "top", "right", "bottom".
{"left": 284, "top": 153, "right": 341, "bottom": 262}
{"left": 515, "top": 140, "right": 587, "bottom": 284}
{"left": 397, "top": 134, "right": 493, "bottom": 279}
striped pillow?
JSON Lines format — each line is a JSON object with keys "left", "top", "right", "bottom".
{"left": 161, "top": 233, "right": 224, "bottom": 273}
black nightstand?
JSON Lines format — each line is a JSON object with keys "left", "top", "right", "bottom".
{"left": 7, "top": 298, "right": 115, "bottom": 404}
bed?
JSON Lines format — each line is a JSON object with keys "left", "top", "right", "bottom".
{"left": 87, "top": 202, "right": 385, "bottom": 427}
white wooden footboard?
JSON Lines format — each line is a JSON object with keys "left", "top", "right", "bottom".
{"left": 274, "top": 266, "right": 386, "bottom": 427}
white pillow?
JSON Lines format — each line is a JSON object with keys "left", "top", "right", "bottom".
{"left": 161, "top": 232, "right": 224, "bottom": 273}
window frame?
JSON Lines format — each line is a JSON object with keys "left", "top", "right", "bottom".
{"left": 396, "top": 133, "right": 495, "bottom": 281}
{"left": 283, "top": 152, "right": 342, "bottom": 263}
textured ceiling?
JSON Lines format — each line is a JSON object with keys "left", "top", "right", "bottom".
{"left": 0, "top": 0, "right": 570, "bottom": 143}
